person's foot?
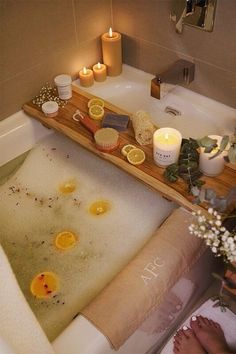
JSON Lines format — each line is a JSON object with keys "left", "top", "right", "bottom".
{"left": 190, "top": 315, "right": 232, "bottom": 354}
{"left": 173, "top": 326, "right": 206, "bottom": 353}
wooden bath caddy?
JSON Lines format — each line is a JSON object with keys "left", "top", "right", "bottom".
{"left": 23, "top": 87, "right": 236, "bottom": 213}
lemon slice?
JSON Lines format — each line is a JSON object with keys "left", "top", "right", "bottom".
{"left": 54, "top": 231, "right": 77, "bottom": 250}
{"left": 30, "top": 271, "right": 59, "bottom": 299}
{"left": 88, "top": 98, "right": 105, "bottom": 108}
{"left": 127, "top": 148, "right": 145, "bottom": 165}
{"left": 121, "top": 144, "right": 136, "bottom": 157}
{"left": 89, "top": 105, "right": 104, "bottom": 120}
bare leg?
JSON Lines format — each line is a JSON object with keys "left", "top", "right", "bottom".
{"left": 190, "top": 315, "right": 234, "bottom": 354}
{"left": 173, "top": 326, "right": 206, "bottom": 354}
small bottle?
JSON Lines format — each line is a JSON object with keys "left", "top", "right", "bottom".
{"left": 54, "top": 74, "right": 72, "bottom": 100}
{"left": 42, "top": 101, "right": 59, "bottom": 118}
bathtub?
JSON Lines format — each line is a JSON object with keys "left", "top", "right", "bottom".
{"left": 0, "top": 109, "right": 221, "bottom": 354}
{"left": 3, "top": 62, "right": 232, "bottom": 353}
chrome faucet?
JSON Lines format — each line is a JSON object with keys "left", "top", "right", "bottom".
{"left": 151, "top": 59, "right": 195, "bottom": 100}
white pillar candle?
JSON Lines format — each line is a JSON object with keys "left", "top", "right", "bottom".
{"left": 153, "top": 127, "right": 182, "bottom": 167}
{"left": 199, "top": 135, "right": 227, "bottom": 176}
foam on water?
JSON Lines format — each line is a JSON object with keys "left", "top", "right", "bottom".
{"left": 0, "top": 132, "right": 175, "bottom": 340}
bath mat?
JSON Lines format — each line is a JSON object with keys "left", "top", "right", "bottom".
{"left": 160, "top": 298, "right": 236, "bottom": 354}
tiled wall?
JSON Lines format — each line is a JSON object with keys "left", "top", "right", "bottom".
{"left": 0, "top": 0, "right": 112, "bottom": 120}
{"left": 113, "top": 0, "right": 236, "bottom": 109}
{"left": 1, "top": 0, "right": 236, "bottom": 121}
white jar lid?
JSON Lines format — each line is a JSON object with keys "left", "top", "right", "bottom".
{"left": 54, "top": 74, "right": 72, "bottom": 86}
{"left": 42, "top": 101, "right": 59, "bottom": 114}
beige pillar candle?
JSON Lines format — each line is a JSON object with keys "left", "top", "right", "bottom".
{"left": 79, "top": 67, "right": 94, "bottom": 87}
{"left": 101, "top": 27, "right": 122, "bottom": 76}
{"left": 93, "top": 62, "right": 107, "bottom": 82}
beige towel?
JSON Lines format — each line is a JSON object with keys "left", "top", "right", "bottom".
{"left": 0, "top": 245, "right": 55, "bottom": 354}
{"left": 81, "top": 208, "right": 206, "bottom": 350}
{"left": 131, "top": 110, "right": 156, "bottom": 145}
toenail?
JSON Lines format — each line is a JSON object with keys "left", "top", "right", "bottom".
{"left": 191, "top": 316, "right": 197, "bottom": 321}
{"left": 183, "top": 325, "right": 188, "bottom": 331}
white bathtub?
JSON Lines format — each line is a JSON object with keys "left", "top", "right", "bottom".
{"left": 2, "top": 62, "right": 232, "bottom": 353}
{"left": 0, "top": 110, "right": 221, "bottom": 354}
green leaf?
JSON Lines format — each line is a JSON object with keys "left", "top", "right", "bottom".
{"left": 228, "top": 145, "right": 236, "bottom": 163}
{"left": 209, "top": 135, "right": 229, "bottom": 160}
{"left": 197, "top": 136, "right": 218, "bottom": 150}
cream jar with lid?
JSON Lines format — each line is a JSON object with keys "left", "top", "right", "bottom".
{"left": 42, "top": 101, "right": 59, "bottom": 118}
{"left": 54, "top": 74, "right": 72, "bottom": 100}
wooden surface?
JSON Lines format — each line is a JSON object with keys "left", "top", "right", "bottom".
{"left": 23, "top": 87, "right": 236, "bottom": 213}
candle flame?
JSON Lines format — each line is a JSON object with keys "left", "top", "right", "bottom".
{"left": 83, "top": 66, "right": 87, "bottom": 75}
{"left": 97, "top": 62, "right": 101, "bottom": 69}
{"left": 164, "top": 133, "right": 169, "bottom": 141}
{"left": 108, "top": 27, "right": 113, "bottom": 37}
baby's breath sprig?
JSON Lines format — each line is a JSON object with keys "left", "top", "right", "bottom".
{"left": 189, "top": 208, "right": 236, "bottom": 263}
{"left": 32, "top": 83, "right": 67, "bottom": 108}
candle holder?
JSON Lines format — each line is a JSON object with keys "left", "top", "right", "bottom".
{"left": 153, "top": 127, "right": 182, "bottom": 167}
{"left": 199, "top": 135, "right": 227, "bottom": 176}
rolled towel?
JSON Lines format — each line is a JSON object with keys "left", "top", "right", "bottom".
{"left": 131, "top": 110, "right": 156, "bottom": 145}
{"left": 81, "top": 207, "right": 206, "bottom": 350}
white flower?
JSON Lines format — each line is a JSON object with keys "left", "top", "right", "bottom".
{"left": 227, "top": 237, "right": 234, "bottom": 244}
{"left": 208, "top": 208, "right": 213, "bottom": 214}
{"left": 212, "top": 246, "right": 217, "bottom": 253}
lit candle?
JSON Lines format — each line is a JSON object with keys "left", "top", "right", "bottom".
{"left": 101, "top": 27, "right": 122, "bottom": 76}
{"left": 199, "top": 135, "right": 228, "bottom": 176}
{"left": 79, "top": 66, "right": 94, "bottom": 87}
{"left": 153, "top": 127, "right": 182, "bottom": 167}
{"left": 92, "top": 62, "right": 107, "bottom": 82}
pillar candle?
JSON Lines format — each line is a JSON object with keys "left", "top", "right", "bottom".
{"left": 101, "top": 27, "right": 122, "bottom": 76}
{"left": 153, "top": 127, "right": 182, "bottom": 167}
{"left": 199, "top": 135, "right": 227, "bottom": 176}
{"left": 79, "top": 67, "right": 94, "bottom": 87}
{"left": 93, "top": 62, "right": 107, "bottom": 82}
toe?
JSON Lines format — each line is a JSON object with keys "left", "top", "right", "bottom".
{"left": 190, "top": 315, "right": 201, "bottom": 332}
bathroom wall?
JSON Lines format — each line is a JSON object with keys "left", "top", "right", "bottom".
{"left": 113, "top": 0, "right": 236, "bottom": 109}
{"left": 0, "top": 0, "right": 112, "bottom": 120}
{"left": 1, "top": 0, "right": 236, "bottom": 122}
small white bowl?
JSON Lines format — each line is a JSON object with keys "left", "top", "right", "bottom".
{"left": 42, "top": 101, "right": 59, "bottom": 118}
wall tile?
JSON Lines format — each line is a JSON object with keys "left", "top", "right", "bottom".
{"left": 0, "top": 0, "right": 75, "bottom": 82}
{"left": 0, "top": 39, "right": 101, "bottom": 120}
{"left": 113, "top": 0, "right": 236, "bottom": 108}
{"left": 74, "top": 0, "right": 111, "bottom": 44}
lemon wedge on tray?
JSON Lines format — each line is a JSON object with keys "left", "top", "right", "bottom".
{"left": 127, "top": 148, "right": 146, "bottom": 166}
{"left": 121, "top": 144, "right": 136, "bottom": 157}
{"left": 89, "top": 104, "right": 104, "bottom": 120}
{"left": 88, "top": 98, "right": 105, "bottom": 108}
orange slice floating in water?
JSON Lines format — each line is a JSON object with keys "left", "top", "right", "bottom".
{"left": 59, "top": 180, "right": 77, "bottom": 194}
{"left": 89, "top": 200, "right": 111, "bottom": 216}
{"left": 30, "top": 271, "right": 59, "bottom": 299}
{"left": 54, "top": 231, "right": 78, "bottom": 250}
